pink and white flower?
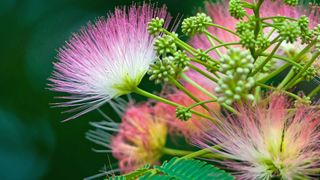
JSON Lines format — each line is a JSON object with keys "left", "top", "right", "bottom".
{"left": 49, "top": 4, "right": 170, "bottom": 120}
{"left": 194, "top": 94, "right": 320, "bottom": 179}
{"left": 190, "top": 0, "right": 320, "bottom": 58}
{"left": 111, "top": 103, "right": 167, "bottom": 173}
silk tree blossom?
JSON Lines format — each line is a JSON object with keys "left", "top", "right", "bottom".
{"left": 49, "top": 4, "right": 171, "bottom": 120}
{"left": 194, "top": 94, "right": 320, "bottom": 179}
{"left": 86, "top": 102, "right": 168, "bottom": 173}
{"left": 190, "top": 0, "right": 320, "bottom": 58}
{"left": 111, "top": 103, "right": 167, "bottom": 173}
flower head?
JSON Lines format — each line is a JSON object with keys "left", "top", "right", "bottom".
{"left": 111, "top": 103, "right": 167, "bottom": 173}
{"left": 49, "top": 4, "right": 170, "bottom": 120}
{"left": 190, "top": 0, "right": 320, "bottom": 58}
{"left": 194, "top": 94, "right": 320, "bottom": 179}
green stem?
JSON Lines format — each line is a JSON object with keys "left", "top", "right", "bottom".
{"left": 308, "top": 85, "right": 320, "bottom": 98}
{"left": 204, "top": 30, "right": 224, "bottom": 44}
{"left": 292, "top": 40, "right": 317, "bottom": 62}
{"left": 277, "top": 70, "right": 295, "bottom": 89}
{"left": 284, "top": 52, "right": 320, "bottom": 89}
{"left": 241, "top": 1, "right": 255, "bottom": 9}
{"left": 254, "top": 86, "right": 261, "bottom": 103}
{"left": 169, "top": 76, "right": 209, "bottom": 111}
{"left": 191, "top": 59, "right": 220, "bottom": 71}
{"left": 189, "top": 64, "right": 218, "bottom": 83}
{"left": 205, "top": 23, "right": 239, "bottom": 36}
{"left": 133, "top": 87, "right": 217, "bottom": 123}
{"left": 286, "top": 77, "right": 303, "bottom": 89}
{"left": 205, "top": 42, "right": 241, "bottom": 54}
{"left": 181, "top": 73, "right": 217, "bottom": 100}
{"left": 206, "top": 34, "right": 222, "bottom": 57}
{"left": 163, "top": 29, "right": 197, "bottom": 55}
{"left": 251, "top": 41, "right": 282, "bottom": 76}
{"left": 260, "top": 54, "right": 302, "bottom": 68}
{"left": 180, "top": 145, "right": 221, "bottom": 159}
{"left": 256, "top": 82, "right": 302, "bottom": 101}
{"left": 261, "top": 16, "right": 297, "bottom": 22}
{"left": 253, "top": 0, "right": 263, "bottom": 38}
{"left": 162, "top": 147, "right": 225, "bottom": 160}
{"left": 258, "top": 63, "right": 290, "bottom": 83}
{"left": 266, "top": 28, "right": 276, "bottom": 39}
{"left": 181, "top": 73, "right": 239, "bottom": 114}
{"left": 188, "top": 99, "right": 217, "bottom": 110}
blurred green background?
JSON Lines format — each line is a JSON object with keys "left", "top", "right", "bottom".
{"left": 0, "top": 0, "right": 205, "bottom": 179}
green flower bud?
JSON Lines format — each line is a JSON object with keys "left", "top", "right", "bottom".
{"left": 292, "top": 63, "right": 317, "bottom": 81}
{"left": 220, "top": 48, "right": 254, "bottom": 74}
{"left": 236, "top": 21, "right": 254, "bottom": 35}
{"left": 148, "top": 17, "right": 165, "bottom": 36}
{"left": 216, "top": 49, "right": 255, "bottom": 104}
{"left": 284, "top": 0, "right": 298, "bottom": 6}
{"left": 278, "top": 20, "right": 301, "bottom": 43}
{"left": 297, "top": 16, "right": 313, "bottom": 44}
{"left": 195, "top": 49, "right": 211, "bottom": 62}
{"left": 298, "top": 16, "right": 309, "bottom": 31}
{"left": 176, "top": 106, "right": 192, "bottom": 121}
{"left": 240, "top": 30, "right": 256, "bottom": 49}
{"left": 229, "top": 0, "right": 246, "bottom": 19}
{"left": 254, "top": 57, "right": 276, "bottom": 74}
{"left": 154, "top": 34, "right": 177, "bottom": 55}
{"left": 294, "top": 96, "right": 311, "bottom": 107}
{"left": 148, "top": 57, "right": 176, "bottom": 84}
{"left": 256, "top": 34, "right": 270, "bottom": 51}
{"left": 313, "top": 24, "right": 320, "bottom": 37}
{"left": 173, "top": 50, "right": 190, "bottom": 69}
{"left": 206, "top": 61, "right": 220, "bottom": 73}
{"left": 181, "top": 13, "right": 212, "bottom": 36}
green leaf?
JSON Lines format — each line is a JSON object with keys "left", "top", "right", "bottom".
{"left": 108, "top": 164, "right": 151, "bottom": 180}
{"left": 141, "top": 157, "right": 234, "bottom": 180}
{"left": 140, "top": 173, "right": 175, "bottom": 180}
{"left": 109, "top": 158, "right": 234, "bottom": 180}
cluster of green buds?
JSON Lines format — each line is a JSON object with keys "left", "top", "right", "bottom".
{"left": 283, "top": 0, "right": 298, "bottom": 6}
{"left": 235, "top": 16, "right": 256, "bottom": 34}
{"left": 254, "top": 57, "right": 276, "bottom": 74}
{"left": 148, "top": 18, "right": 192, "bottom": 84}
{"left": 236, "top": 18, "right": 270, "bottom": 51}
{"left": 148, "top": 57, "right": 176, "bottom": 84}
{"left": 154, "top": 34, "right": 177, "bottom": 56}
{"left": 298, "top": 16, "right": 313, "bottom": 44}
{"left": 174, "top": 50, "right": 190, "bottom": 70}
{"left": 229, "top": 0, "right": 246, "bottom": 19}
{"left": 175, "top": 106, "right": 192, "bottom": 121}
{"left": 277, "top": 20, "right": 301, "bottom": 43}
{"left": 294, "top": 96, "right": 311, "bottom": 107}
{"left": 147, "top": 17, "right": 165, "bottom": 35}
{"left": 275, "top": 15, "right": 320, "bottom": 45}
{"left": 181, "top": 13, "right": 212, "bottom": 36}
{"left": 215, "top": 49, "right": 255, "bottom": 104}
{"left": 292, "top": 63, "right": 317, "bottom": 81}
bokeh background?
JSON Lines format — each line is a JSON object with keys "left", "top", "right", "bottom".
{"left": 0, "top": 0, "right": 206, "bottom": 179}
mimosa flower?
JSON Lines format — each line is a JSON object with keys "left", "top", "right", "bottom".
{"left": 190, "top": 0, "right": 320, "bottom": 58}
{"left": 111, "top": 103, "right": 167, "bottom": 173}
{"left": 49, "top": 4, "right": 170, "bottom": 120}
{"left": 194, "top": 94, "right": 320, "bottom": 179}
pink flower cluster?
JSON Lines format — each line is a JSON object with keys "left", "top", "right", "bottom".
{"left": 194, "top": 94, "right": 320, "bottom": 179}
{"left": 49, "top": 4, "right": 170, "bottom": 120}
{"left": 111, "top": 103, "right": 167, "bottom": 173}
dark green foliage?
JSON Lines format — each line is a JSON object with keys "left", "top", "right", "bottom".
{"left": 108, "top": 165, "right": 151, "bottom": 180}
{"left": 153, "top": 157, "right": 234, "bottom": 180}
{"left": 109, "top": 158, "right": 234, "bottom": 180}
